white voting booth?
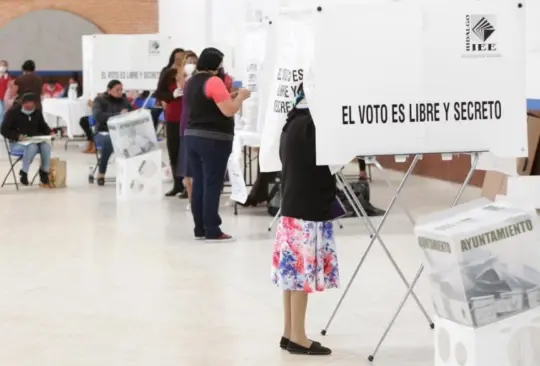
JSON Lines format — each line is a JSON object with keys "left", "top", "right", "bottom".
{"left": 82, "top": 34, "right": 172, "bottom": 97}
{"left": 265, "top": 0, "right": 530, "bottom": 363}
{"left": 83, "top": 34, "right": 172, "bottom": 201}
{"left": 416, "top": 199, "right": 540, "bottom": 366}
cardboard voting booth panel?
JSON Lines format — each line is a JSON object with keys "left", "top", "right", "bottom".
{"left": 116, "top": 150, "right": 163, "bottom": 201}
{"left": 82, "top": 34, "right": 172, "bottom": 97}
{"left": 415, "top": 199, "right": 540, "bottom": 328}
{"left": 240, "top": 23, "right": 268, "bottom": 132}
{"left": 107, "top": 109, "right": 159, "bottom": 159}
{"left": 434, "top": 310, "right": 540, "bottom": 366}
{"left": 311, "top": 0, "right": 526, "bottom": 165}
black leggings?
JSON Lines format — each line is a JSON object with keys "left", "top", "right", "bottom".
{"left": 358, "top": 158, "right": 366, "bottom": 172}
{"left": 79, "top": 116, "right": 93, "bottom": 141}
{"left": 166, "top": 122, "right": 183, "bottom": 188}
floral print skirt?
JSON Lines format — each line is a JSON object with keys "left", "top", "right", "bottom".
{"left": 271, "top": 216, "right": 339, "bottom": 293}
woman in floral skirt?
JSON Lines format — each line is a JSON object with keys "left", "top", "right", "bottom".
{"left": 271, "top": 84, "right": 338, "bottom": 356}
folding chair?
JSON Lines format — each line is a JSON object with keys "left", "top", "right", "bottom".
{"left": 2, "top": 139, "right": 39, "bottom": 190}
{"left": 88, "top": 116, "right": 115, "bottom": 184}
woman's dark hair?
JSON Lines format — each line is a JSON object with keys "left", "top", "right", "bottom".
{"left": 166, "top": 48, "right": 185, "bottom": 68}
{"left": 22, "top": 60, "right": 36, "bottom": 72}
{"left": 70, "top": 72, "right": 80, "bottom": 83}
{"left": 107, "top": 79, "right": 122, "bottom": 90}
{"left": 140, "top": 90, "right": 150, "bottom": 99}
{"left": 156, "top": 68, "right": 178, "bottom": 96}
{"left": 196, "top": 47, "right": 224, "bottom": 72}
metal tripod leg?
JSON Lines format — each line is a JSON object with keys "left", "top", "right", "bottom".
{"left": 367, "top": 152, "right": 480, "bottom": 362}
{"left": 322, "top": 155, "right": 432, "bottom": 335}
{"left": 268, "top": 208, "right": 281, "bottom": 232}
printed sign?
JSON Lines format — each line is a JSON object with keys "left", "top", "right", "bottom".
{"left": 83, "top": 34, "right": 172, "bottom": 96}
{"left": 310, "top": 0, "right": 525, "bottom": 165}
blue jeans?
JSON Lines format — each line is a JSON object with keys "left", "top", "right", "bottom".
{"left": 186, "top": 135, "right": 233, "bottom": 239}
{"left": 10, "top": 142, "right": 51, "bottom": 173}
{"left": 94, "top": 133, "right": 114, "bottom": 174}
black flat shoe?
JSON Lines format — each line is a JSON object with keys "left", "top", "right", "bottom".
{"left": 287, "top": 340, "right": 331, "bottom": 355}
{"left": 165, "top": 188, "right": 183, "bottom": 197}
{"left": 97, "top": 177, "right": 105, "bottom": 186}
{"left": 280, "top": 337, "right": 321, "bottom": 350}
{"left": 19, "top": 170, "right": 29, "bottom": 186}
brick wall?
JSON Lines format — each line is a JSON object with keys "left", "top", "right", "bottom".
{"left": 0, "top": 0, "right": 158, "bottom": 33}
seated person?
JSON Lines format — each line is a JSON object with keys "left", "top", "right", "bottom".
{"left": 42, "top": 80, "right": 64, "bottom": 99}
{"left": 92, "top": 80, "right": 133, "bottom": 186}
{"left": 80, "top": 98, "right": 98, "bottom": 154}
{"left": 0, "top": 92, "right": 52, "bottom": 185}
{"left": 62, "top": 72, "right": 83, "bottom": 98}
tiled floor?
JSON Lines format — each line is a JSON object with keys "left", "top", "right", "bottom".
{"left": 0, "top": 143, "right": 481, "bottom": 366}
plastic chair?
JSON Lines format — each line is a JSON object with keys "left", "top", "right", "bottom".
{"left": 133, "top": 97, "right": 157, "bottom": 110}
{"left": 1, "top": 139, "right": 39, "bottom": 190}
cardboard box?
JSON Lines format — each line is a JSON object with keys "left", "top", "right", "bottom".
{"left": 481, "top": 114, "right": 540, "bottom": 199}
{"left": 415, "top": 198, "right": 540, "bottom": 328}
{"left": 434, "top": 309, "right": 540, "bottom": 366}
{"left": 107, "top": 109, "right": 159, "bottom": 159}
{"left": 116, "top": 150, "right": 163, "bottom": 201}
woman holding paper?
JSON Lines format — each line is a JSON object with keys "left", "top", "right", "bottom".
{"left": 271, "top": 84, "right": 336, "bottom": 356}
{"left": 0, "top": 93, "right": 52, "bottom": 186}
{"left": 185, "top": 47, "right": 251, "bottom": 241}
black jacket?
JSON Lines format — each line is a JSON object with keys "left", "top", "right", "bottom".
{"left": 279, "top": 107, "right": 336, "bottom": 222}
{"left": 91, "top": 94, "right": 133, "bottom": 133}
{"left": 1, "top": 105, "right": 51, "bottom": 141}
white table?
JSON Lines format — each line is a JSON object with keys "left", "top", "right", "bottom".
{"left": 42, "top": 98, "right": 91, "bottom": 138}
{"left": 236, "top": 130, "right": 261, "bottom": 148}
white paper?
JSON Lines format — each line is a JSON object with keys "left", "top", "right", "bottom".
{"left": 18, "top": 135, "right": 52, "bottom": 146}
{"left": 227, "top": 136, "right": 248, "bottom": 204}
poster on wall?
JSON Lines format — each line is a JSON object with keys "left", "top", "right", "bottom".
{"left": 259, "top": 9, "right": 315, "bottom": 172}
{"left": 241, "top": 23, "right": 268, "bottom": 132}
{"left": 311, "top": 1, "right": 526, "bottom": 166}
{"left": 83, "top": 34, "right": 172, "bottom": 97}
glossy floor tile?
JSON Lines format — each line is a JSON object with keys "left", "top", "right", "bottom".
{"left": 0, "top": 143, "right": 481, "bottom": 365}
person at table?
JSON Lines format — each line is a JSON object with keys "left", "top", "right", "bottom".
{"left": 185, "top": 47, "right": 251, "bottom": 241}
{"left": 92, "top": 80, "right": 133, "bottom": 186}
{"left": 42, "top": 79, "right": 64, "bottom": 99}
{"left": 178, "top": 51, "right": 198, "bottom": 208}
{"left": 62, "top": 72, "right": 83, "bottom": 98}
{"left": 156, "top": 66, "right": 185, "bottom": 197}
{"left": 14, "top": 60, "right": 43, "bottom": 109}
{"left": 0, "top": 92, "right": 52, "bottom": 186}
{"left": 0, "top": 60, "right": 12, "bottom": 126}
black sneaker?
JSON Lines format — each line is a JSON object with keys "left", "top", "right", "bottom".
{"left": 287, "top": 341, "right": 331, "bottom": 355}
{"left": 39, "top": 169, "right": 49, "bottom": 185}
{"left": 19, "top": 170, "right": 29, "bottom": 186}
{"left": 97, "top": 177, "right": 105, "bottom": 186}
{"left": 205, "top": 234, "right": 235, "bottom": 243}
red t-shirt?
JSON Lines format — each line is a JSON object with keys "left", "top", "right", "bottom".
{"left": 0, "top": 74, "right": 11, "bottom": 100}
{"left": 164, "top": 83, "right": 183, "bottom": 123}
{"left": 204, "top": 76, "right": 231, "bottom": 104}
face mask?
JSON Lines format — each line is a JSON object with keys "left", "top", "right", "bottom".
{"left": 184, "top": 63, "right": 196, "bottom": 76}
{"left": 217, "top": 67, "right": 226, "bottom": 80}
{"left": 0, "top": 66, "right": 7, "bottom": 73}
{"left": 22, "top": 108, "right": 34, "bottom": 115}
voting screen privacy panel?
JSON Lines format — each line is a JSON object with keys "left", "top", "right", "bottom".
{"left": 259, "top": 10, "right": 314, "bottom": 172}
{"left": 85, "top": 35, "right": 172, "bottom": 96}
{"left": 312, "top": 1, "right": 526, "bottom": 165}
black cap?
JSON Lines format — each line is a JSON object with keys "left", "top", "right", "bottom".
{"left": 21, "top": 92, "right": 38, "bottom": 102}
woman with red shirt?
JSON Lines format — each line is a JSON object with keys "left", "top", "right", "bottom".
{"left": 156, "top": 67, "right": 185, "bottom": 196}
